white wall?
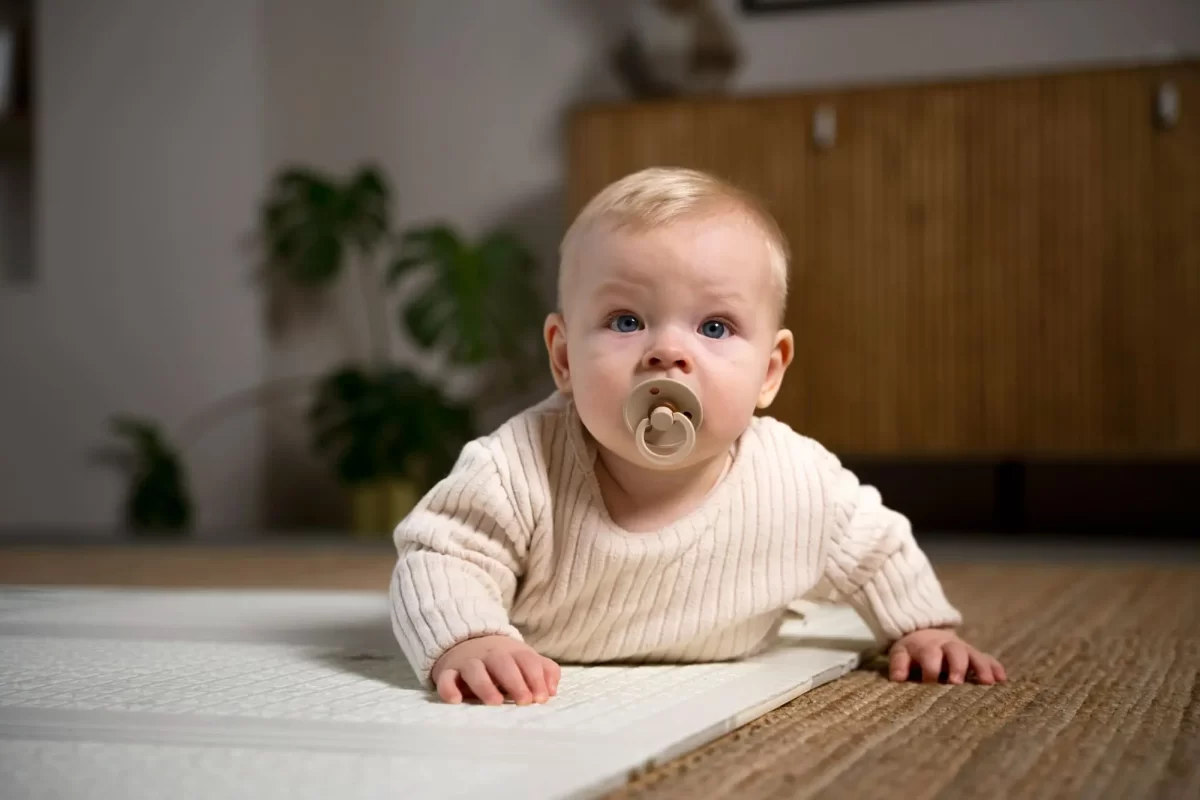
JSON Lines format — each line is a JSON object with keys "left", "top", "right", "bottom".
{"left": 1, "top": 0, "right": 1195, "bottom": 533}
{"left": 732, "top": 0, "right": 1196, "bottom": 91}
{"left": 0, "top": 0, "right": 268, "bottom": 533}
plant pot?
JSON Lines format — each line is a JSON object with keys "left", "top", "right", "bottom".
{"left": 349, "top": 478, "right": 421, "bottom": 539}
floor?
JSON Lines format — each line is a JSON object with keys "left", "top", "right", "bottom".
{"left": 1, "top": 532, "right": 1197, "bottom": 798}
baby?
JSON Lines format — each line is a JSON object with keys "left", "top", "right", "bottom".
{"left": 390, "top": 167, "right": 1006, "bottom": 705}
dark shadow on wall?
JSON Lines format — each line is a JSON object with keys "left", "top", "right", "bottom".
{"left": 262, "top": 400, "right": 348, "bottom": 533}
{"left": 472, "top": 185, "right": 566, "bottom": 434}
{"left": 256, "top": 271, "right": 366, "bottom": 534}
{"left": 493, "top": 184, "right": 566, "bottom": 311}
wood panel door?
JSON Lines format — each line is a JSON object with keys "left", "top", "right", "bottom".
{"left": 566, "top": 61, "right": 1200, "bottom": 458}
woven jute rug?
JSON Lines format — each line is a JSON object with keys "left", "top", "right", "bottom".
{"left": 607, "top": 562, "right": 1200, "bottom": 800}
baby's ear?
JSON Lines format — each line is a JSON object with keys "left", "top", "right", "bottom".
{"left": 543, "top": 312, "right": 572, "bottom": 393}
{"left": 757, "top": 328, "right": 794, "bottom": 408}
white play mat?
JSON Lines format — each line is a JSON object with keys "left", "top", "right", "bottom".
{"left": 0, "top": 586, "right": 878, "bottom": 800}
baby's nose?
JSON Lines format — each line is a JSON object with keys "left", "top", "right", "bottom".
{"left": 642, "top": 342, "right": 692, "bottom": 373}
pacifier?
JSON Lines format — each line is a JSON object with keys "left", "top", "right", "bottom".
{"left": 622, "top": 378, "right": 703, "bottom": 469}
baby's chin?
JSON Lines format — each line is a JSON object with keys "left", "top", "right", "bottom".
{"left": 579, "top": 419, "right": 643, "bottom": 466}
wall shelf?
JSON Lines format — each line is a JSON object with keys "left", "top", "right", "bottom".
{"left": 0, "top": 116, "right": 31, "bottom": 153}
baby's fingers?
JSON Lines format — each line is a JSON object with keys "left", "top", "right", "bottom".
{"left": 970, "top": 651, "right": 997, "bottom": 685}
{"left": 889, "top": 648, "right": 912, "bottom": 682}
{"left": 515, "top": 651, "right": 550, "bottom": 704}
{"left": 487, "top": 654, "right": 534, "bottom": 706}
{"left": 462, "top": 659, "right": 505, "bottom": 706}
{"left": 543, "top": 657, "right": 562, "bottom": 696}
{"left": 918, "top": 646, "right": 944, "bottom": 683}
{"left": 944, "top": 642, "right": 970, "bottom": 684}
{"left": 436, "top": 669, "right": 464, "bottom": 704}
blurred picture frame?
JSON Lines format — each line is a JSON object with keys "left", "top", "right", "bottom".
{"left": 742, "top": 0, "right": 954, "bottom": 11}
{"left": 0, "top": 0, "right": 33, "bottom": 119}
{"left": 0, "top": 26, "right": 12, "bottom": 116}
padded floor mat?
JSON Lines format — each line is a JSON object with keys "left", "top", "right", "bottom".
{"left": 0, "top": 587, "right": 877, "bottom": 799}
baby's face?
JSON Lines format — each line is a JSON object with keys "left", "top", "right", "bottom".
{"left": 548, "top": 209, "right": 792, "bottom": 469}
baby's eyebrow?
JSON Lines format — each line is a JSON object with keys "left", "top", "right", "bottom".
{"left": 590, "top": 278, "right": 648, "bottom": 300}
{"left": 586, "top": 276, "right": 756, "bottom": 312}
{"left": 698, "top": 286, "right": 753, "bottom": 308}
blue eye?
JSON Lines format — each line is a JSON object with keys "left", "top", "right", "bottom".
{"left": 609, "top": 314, "right": 642, "bottom": 333}
{"left": 700, "top": 319, "right": 728, "bottom": 339}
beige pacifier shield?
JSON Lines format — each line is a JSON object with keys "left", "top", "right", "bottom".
{"left": 623, "top": 378, "right": 703, "bottom": 453}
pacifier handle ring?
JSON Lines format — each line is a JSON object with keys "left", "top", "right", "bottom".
{"left": 635, "top": 412, "right": 696, "bottom": 467}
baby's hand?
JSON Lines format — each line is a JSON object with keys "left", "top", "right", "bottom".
{"left": 431, "top": 635, "right": 561, "bottom": 706}
{"left": 888, "top": 628, "right": 1007, "bottom": 685}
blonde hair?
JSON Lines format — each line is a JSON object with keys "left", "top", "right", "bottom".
{"left": 558, "top": 167, "right": 790, "bottom": 320}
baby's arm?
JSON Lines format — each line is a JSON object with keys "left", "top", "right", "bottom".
{"left": 819, "top": 456, "right": 1006, "bottom": 685}
{"left": 390, "top": 439, "right": 558, "bottom": 704}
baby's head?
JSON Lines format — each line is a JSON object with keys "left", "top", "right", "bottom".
{"left": 544, "top": 166, "right": 795, "bottom": 470}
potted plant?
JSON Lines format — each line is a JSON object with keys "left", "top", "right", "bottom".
{"left": 108, "top": 417, "right": 193, "bottom": 535}
{"left": 308, "top": 365, "right": 472, "bottom": 536}
{"left": 104, "top": 164, "right": 546, "bottom": 537}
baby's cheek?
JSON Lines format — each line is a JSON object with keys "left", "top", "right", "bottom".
{"left": 699, "top": 398, "right": 751, "bottom": 445}
{"left": 699, "top": 369, "right": 767, "bottom": 437}
{"left": 580, "top": 343, "right": 638, "bottom": 389}
{"left": 705, "top": 348, "right": 765, "bottom": 395}
{"left": 570, "top": 363, "right": 627, "bottom": 427}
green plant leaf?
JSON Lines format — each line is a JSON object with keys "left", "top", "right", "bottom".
{"left": 403, "top": 287, "right": 454, "bottom": 351}
{"left": 260, "top": 165, "right": 392, "bottom": 290}
{"left": 386, "top": 255, "right": 424, "bottom": 285}
{"left": 342, "top": 167, "right": 390, "bottom": 252}
{"left": 109, "top": 416, "right": 192, "bottom": 534}
{"left": 393, "top": 223, "right": 545, "bottom": 374}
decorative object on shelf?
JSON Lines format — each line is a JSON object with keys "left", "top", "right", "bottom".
{"left": 614, "top": 0, "right": 741, "bottom": 99}
{"left": 103, "top": 165, "right": 546, "bottom": 537}
{"left": 1154, "top": 81, "right": 1180, "bottom": 131}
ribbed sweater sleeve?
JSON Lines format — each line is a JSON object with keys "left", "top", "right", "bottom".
{"left": 821, "top": 456, "right": 963, "bottom": 642}
{"left": 389, "top": 439, "right": 529, "bottom": 685}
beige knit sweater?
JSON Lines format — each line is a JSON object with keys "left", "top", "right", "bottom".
{"left": 390, "top": 393, "right": 962, "bottom": 685}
